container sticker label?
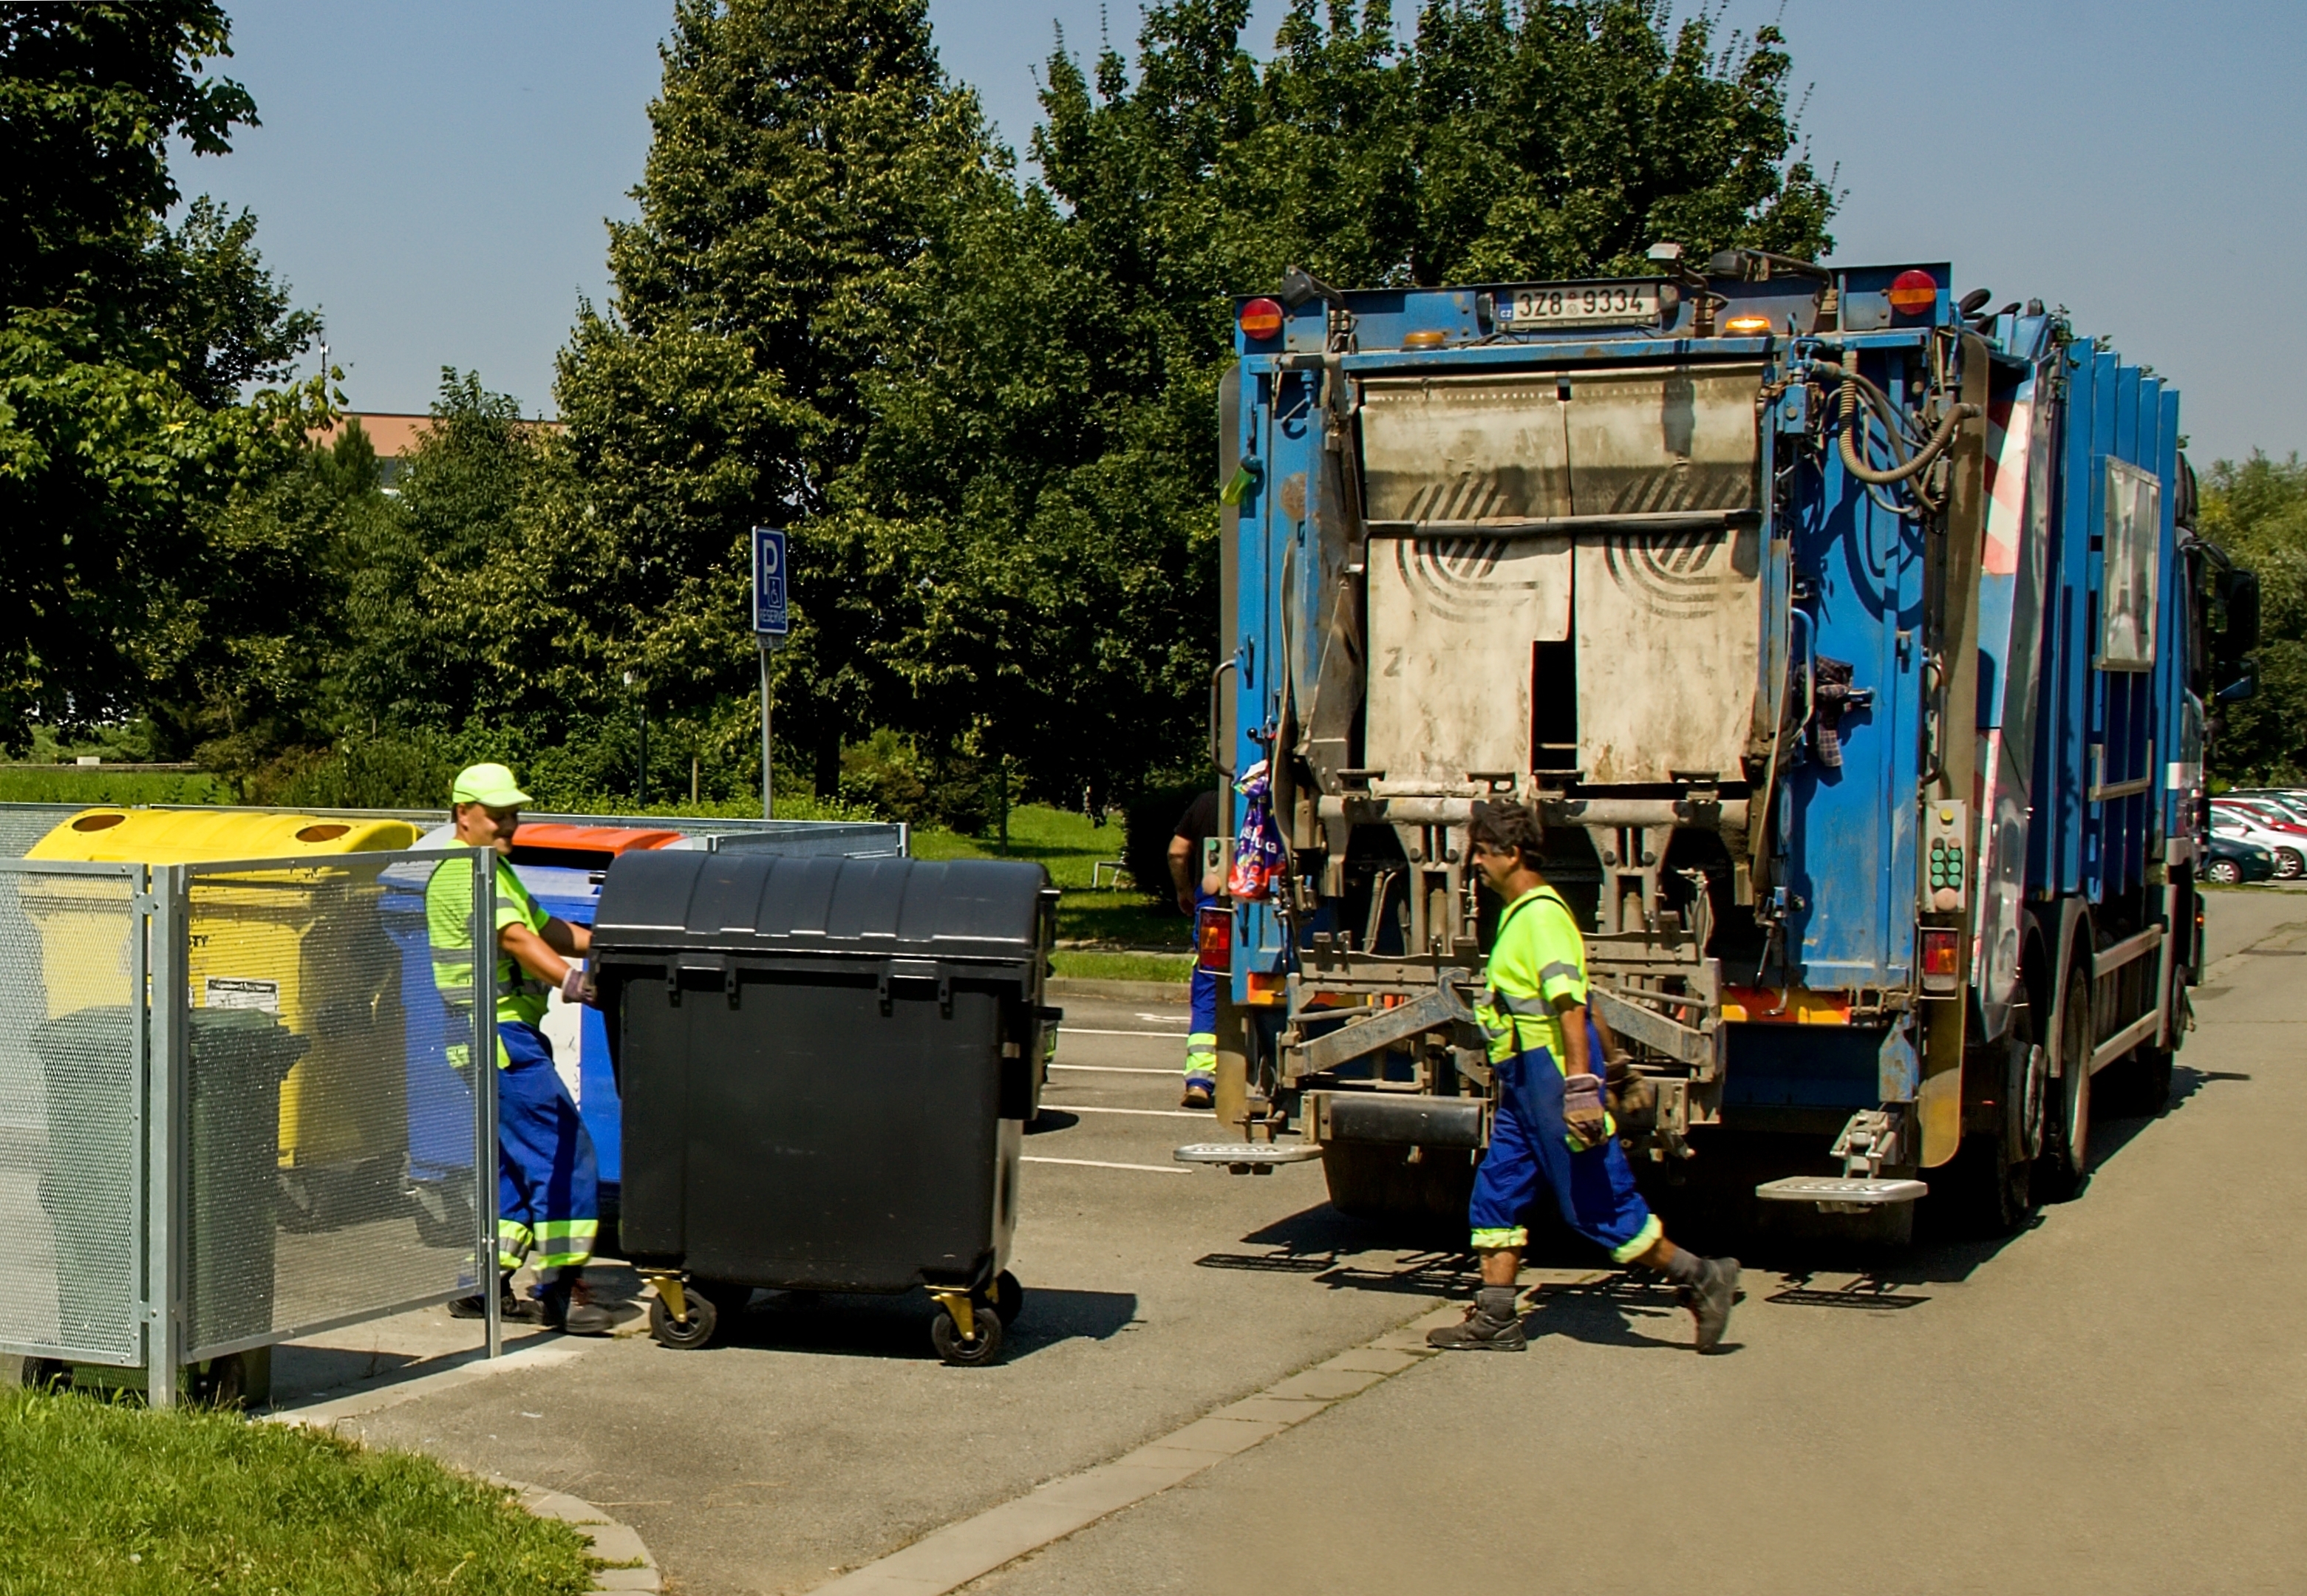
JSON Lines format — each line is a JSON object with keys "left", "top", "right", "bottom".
{"left": 205, "top": 977, "right": 280, "bottom": 1014}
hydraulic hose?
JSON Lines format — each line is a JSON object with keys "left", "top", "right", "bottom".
{"left": 1837, "top": 378, "right": 1978, "bottom": 486}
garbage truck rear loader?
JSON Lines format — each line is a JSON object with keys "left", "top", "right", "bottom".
{"left": 1182, "top": 256, "right": 2257, "bottom": 1237}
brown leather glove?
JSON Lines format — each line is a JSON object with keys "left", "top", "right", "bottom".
{"left": 1561, "top": 1070, "right": 1609, "bottom": 1151}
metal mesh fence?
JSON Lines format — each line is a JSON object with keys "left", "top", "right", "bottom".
{"left": 0, "top": 806, "right": 93, "bottom": 861}
{"left": 0, "top": 864, "right": 143, "bottom": 1363}
{"left": 180, "top": 852, "right": 482, "bottom": 1360}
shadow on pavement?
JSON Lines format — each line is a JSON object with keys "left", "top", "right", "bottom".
{"left": 1024, "top": 1110, "right": 1080, "bottom": 1135}
{"left": 683, "top": 1286, "right": 1139, "bottom": 1364}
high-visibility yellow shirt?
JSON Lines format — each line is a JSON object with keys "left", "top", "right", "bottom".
{"left": 1476, "top": 884, "right": 1588, "bottom": 1066}
{"left": 424, "top": 853, "right": 553, "bottom": 1037}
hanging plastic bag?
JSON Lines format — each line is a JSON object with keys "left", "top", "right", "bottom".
{"left": 1227, "top": 758, "right": 1287, "bottom": 901}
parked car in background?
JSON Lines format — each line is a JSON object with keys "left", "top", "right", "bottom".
{"left": 2204, "top": 832, "right": 2278, "bottom": 885}
{"left": 2209, "top": 808, "right": 2304, "bottom": 878}
{"left": 2226, "top": 790, "right": 2307, "bottom": 827}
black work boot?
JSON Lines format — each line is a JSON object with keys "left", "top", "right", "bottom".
{"left": 1426, "top": 1286, "right": 1527, "bottom": 1351}
{"left": 449, "top": 1272, "right": 534, "bottom": 1322}
{"left": 1679, "top": 1255, "right": 1739, "bottom": 1353}
{"left": 538, "top": 1270, "right": 613, "bottom": 1336}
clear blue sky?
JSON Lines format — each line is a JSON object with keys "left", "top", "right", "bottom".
{"left": 174, "top": 0, "right": 2307, "bottom": 465}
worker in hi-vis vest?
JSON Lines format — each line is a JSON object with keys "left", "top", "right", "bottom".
{"left": 1426, "top": 800, "right": 1739, "bottom": 1354}
{"left": 427, "top": 763, "right": 612, "bottom": 1335}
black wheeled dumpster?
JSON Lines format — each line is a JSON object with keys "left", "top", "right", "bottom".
{"left": 589, "top": 850, "right": 1059, "bottom": 1365}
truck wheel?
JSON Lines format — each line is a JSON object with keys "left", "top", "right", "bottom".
{"left": 2042, "top": 963, "right": 2093, "bottom": 1199}
{"left": 1321, "top": 1141, "right": 1475, "bottom": 1227}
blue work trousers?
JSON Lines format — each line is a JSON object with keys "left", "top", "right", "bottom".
{"left": 1466, "top": 1021, "right": 1662, "bottom": 1264}
{"left": 496, "top": 1020, "right": 599, "bottom": 1272}
{"left": 1185, "top": 888, "right": 1220, "bottom": 1086}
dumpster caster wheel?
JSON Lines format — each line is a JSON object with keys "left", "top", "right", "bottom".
{"left": 930, "top": 1296, "right": 1004, "bottom": 1366}
{"left": 191, "top": 1351, "right": 257, "bottom": 1409}
{"left": 19, "top": 1357, "right": 69, "bottom": 1391}
{"left": 649, "top": 1288, "right": 720, "bottom": 1351}
{"left": 989, "top": 1271, "right": 1024, "bottom": 1328}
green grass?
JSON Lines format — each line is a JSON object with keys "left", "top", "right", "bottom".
{"left": 0, "top": 1389, "right": 595, "bottom": 1595}
{"left": 0, "top": 770, "right": 236, "bottom": 805}
{"left": 1050, "top": 949, "right": 1194, "bottom": 984}
{"left": 913, "top": 804, "right": 1191, "bottom": 955}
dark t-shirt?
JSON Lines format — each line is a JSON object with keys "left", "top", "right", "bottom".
{"left": 1173, "top": 788, "right": 1221, "bottom": 851}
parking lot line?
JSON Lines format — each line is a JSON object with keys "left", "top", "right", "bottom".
{"left": 1049, "top": 1064, "right": 1176, "bottom": 1075}
{"left": 1020, "top": 1156, "right": 1189, "bottom": 1175}
{"left": 1060, "top": 1027, "right": 1189, "bottom": 1038}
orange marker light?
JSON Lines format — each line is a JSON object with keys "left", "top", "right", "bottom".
{"left": 1887, "top": 270, "right": 1938, "bottom": 316}
{"left": 1238, "top": 297, "right": 1284, "bottom": 339}
{"left": 1920, "top": 927, "right": 1960, "bottom": 979}
{"left": 1722, "top": 313, "right": 1772, "bottom": 335}
{"left": 1403, "top": 329, "right": 1448, "bottom": 349}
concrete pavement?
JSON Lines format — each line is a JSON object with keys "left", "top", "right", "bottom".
{"left": 962, "top": 887, "right": 2307, "bottom": 1595}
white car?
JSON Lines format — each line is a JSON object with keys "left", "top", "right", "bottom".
{"left": 2210, "top": 811, "right": 2306, "bottom": 879}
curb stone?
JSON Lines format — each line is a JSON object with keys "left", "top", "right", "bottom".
{"left": 808, "top": 1299, "right": 1476, "bottom": 1595}
{"left": 498, "top": 1477, "right": 663, "bottom": 1594}
{"left": 1043, "top": 976, "right": 1190, "bottom": 1002}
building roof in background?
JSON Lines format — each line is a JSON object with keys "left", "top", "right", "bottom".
{"left": 310, "top": 412, "right": 565, "bottom": 459}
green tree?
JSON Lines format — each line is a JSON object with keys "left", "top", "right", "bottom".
{"left": 2201, "top": 452, "right": 2307, "bottom": 782}
{"left": 555, "top": 0, "right": 1000, "bottom": 794}
{"left": 0, "top": 1, "right": 326, "bottom": 749}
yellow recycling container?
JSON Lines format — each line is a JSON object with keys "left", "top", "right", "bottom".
{"left": 26, "top": 810, "right": 420, "bottom": 1224}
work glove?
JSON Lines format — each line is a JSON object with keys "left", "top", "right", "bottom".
{"left": 1561, "top": 1070, "right": 1609, "bottom": 1151}
{"left": 559, "top": 964, "right": 593, "bottom": 1006}
{"left": 1605, "top": 1053, "right": 1657, "bottom": 1130}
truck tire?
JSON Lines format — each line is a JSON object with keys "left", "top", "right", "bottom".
{"left": 2042, "top": 961, "right": 2093, "bottom": 1199}
{"left": 1321, "top": 1140, "right": 1475, "bottom": 1229}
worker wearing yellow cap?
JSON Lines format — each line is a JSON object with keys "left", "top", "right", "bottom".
{"left": 426, "top": 763, "right": 611, "bottom": 1335}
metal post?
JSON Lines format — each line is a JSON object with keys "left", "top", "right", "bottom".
{"left": 469, "top": 848, "right": 502, "bottom": 1359}
{"left": 146, "top": 866, "right": 185, "bottom": 1409}
{"left": 760, "top": 641, "right": 774, "bottom": 820}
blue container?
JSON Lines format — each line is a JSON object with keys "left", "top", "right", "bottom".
{"left": 514, "top": 864, "right": 622, "bottom": 1187}
{"left": 380, "top": 857, "right": 477, "bottom": 1248}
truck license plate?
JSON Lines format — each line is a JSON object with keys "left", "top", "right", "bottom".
{"left": 1502, "top": 282, "right": 1660, "bottom": 327}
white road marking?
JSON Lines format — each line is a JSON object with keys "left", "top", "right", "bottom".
{"left": 1021, "top": 1156, "right": 1189, "bottom": 1175}
{"left": 1061, "top": 1027, "right": 1189, "bottom": 1038}
{"left": 1042, "top": 1104, "right": 1210, "bottom": 1119}
{"left": 1050, "top": 1064, "right": 1176, "bottom": 1076}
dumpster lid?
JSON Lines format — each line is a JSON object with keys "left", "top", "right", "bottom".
{"left": 591, "top": 850, "right": 1051, "bottom": 966}
{"left": 511, "top": 822, "right": 683, "bottom": 868}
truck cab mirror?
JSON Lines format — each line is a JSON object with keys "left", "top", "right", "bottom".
{"left": 2215, "top": 567, "right": 2261, "bottom": 664}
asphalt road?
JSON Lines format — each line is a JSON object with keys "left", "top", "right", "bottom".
{"left": 967, "top": 886, "right": 2307, "bottom": 1595}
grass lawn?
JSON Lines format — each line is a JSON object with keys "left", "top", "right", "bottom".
{"left": 913, "top": 803, "right": 1193, "bottom": 983}
{"left": 0, "top": 1389, "right": 596, "bottom": 1595}
{"left": 0, "top": 770, "right": 236, "bottom": 805}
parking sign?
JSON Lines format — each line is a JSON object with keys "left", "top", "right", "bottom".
{"left": 752, "top": 526, "right": 788, "bottom": 637}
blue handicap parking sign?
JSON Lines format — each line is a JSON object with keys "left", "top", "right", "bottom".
{"left": 752, "top": 526, "right": 788, "bottom": 636}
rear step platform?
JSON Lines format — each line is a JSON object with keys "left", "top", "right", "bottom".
{"left": 1175, "top": 1142, "right": 1326, "bottom": 1174}
{"left": 1755, "top": 1176, "right": 1929, "bottom": 1206}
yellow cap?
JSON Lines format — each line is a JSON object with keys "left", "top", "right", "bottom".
{"left": 451, "top": 763, "right": 531, "bottom": 808}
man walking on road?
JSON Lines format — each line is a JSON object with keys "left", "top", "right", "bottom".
{"left": 1428, "top": 800, "right": 1739, "bottom": 1354}
{"left": 429, "top": 763, "right": 612, "bottom": 1335}
{"left": 1169, "top": 788, "right": 1225, "bottom": 1110}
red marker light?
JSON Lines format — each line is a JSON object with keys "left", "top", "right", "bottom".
{"left": 1238, "top": 297, "right": 1284, "bottom": 340}
{"left": 1196, "top": 904, "right": 1233, "bottom": 975}
{"left": 1921, "top": 927, "right": 1960, "bottom": 979}
{"left": 1887, "top": 270, "right": 1939, "bottom": 316}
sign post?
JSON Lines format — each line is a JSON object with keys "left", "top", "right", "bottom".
{"left": 751, "top": 527, "right": 789, "bottom": 819}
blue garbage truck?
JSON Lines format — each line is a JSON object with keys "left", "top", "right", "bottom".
{"left": 1180, "top": 253, "right": 2260, "bottom": 1238}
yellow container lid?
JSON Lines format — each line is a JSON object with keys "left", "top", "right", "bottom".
{"left": 27, "top": 808, "right": 419, "bottom": 864}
